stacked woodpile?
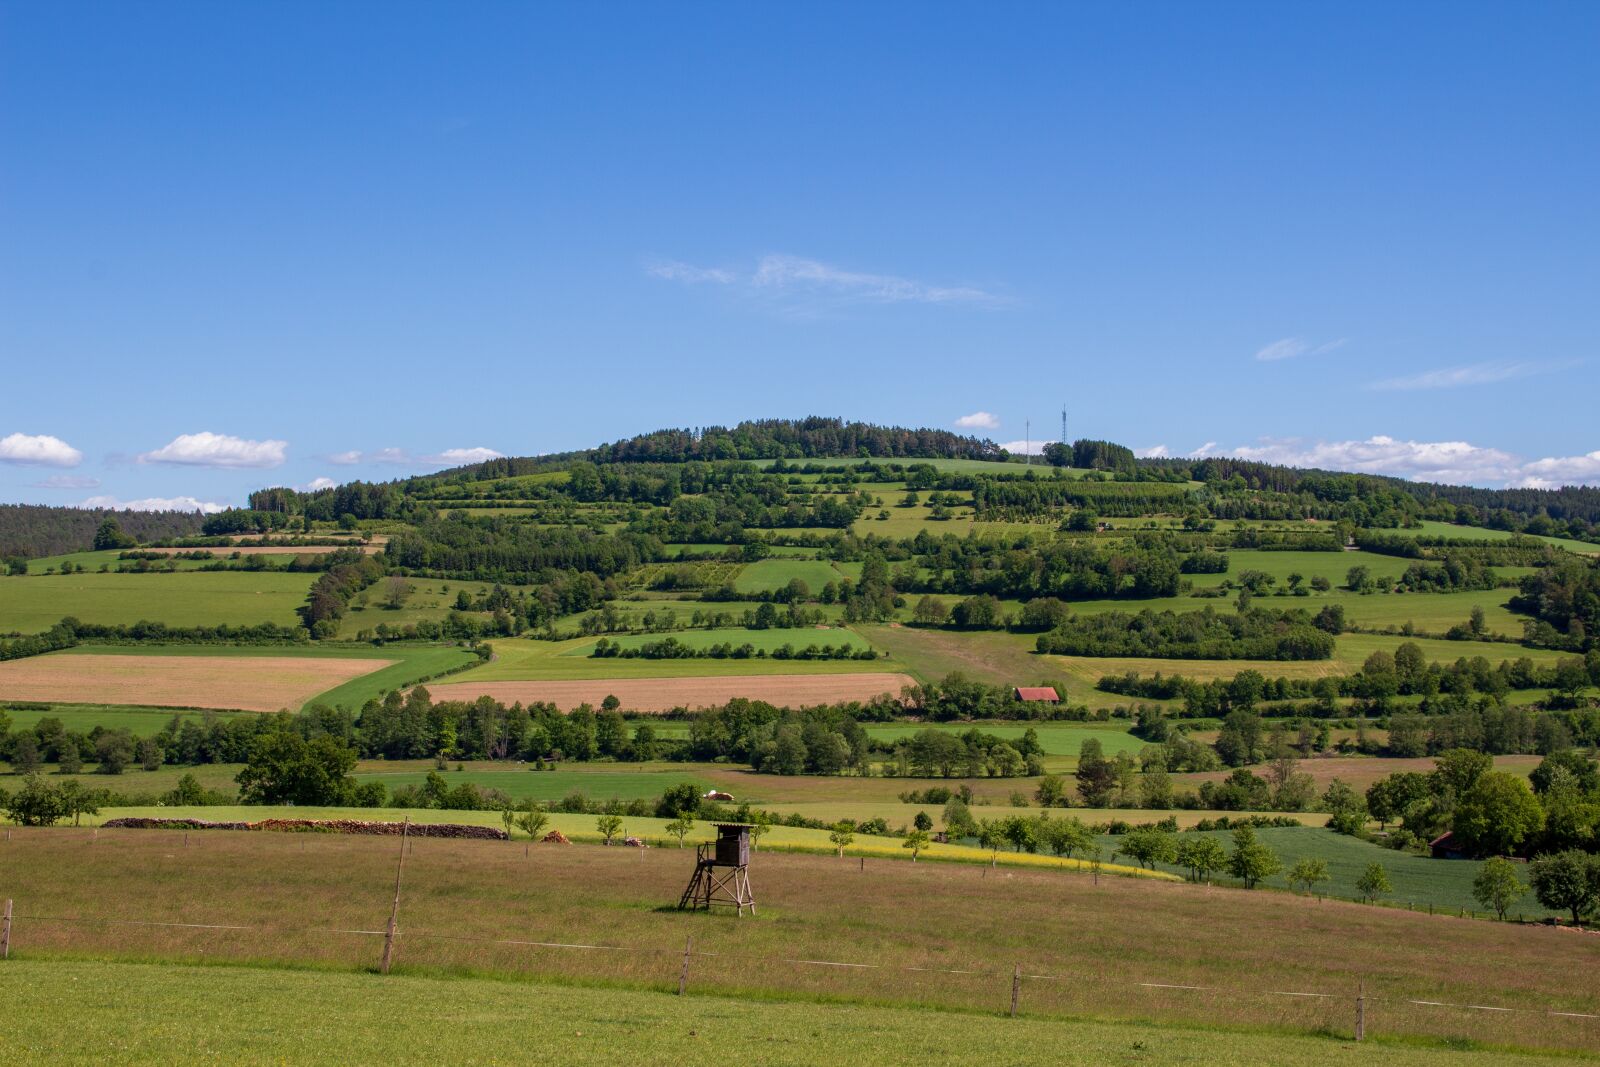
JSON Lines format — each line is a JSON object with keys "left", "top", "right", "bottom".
{"left": 101, "top": 816, "right": 507, "bottom": 840}
{"left": 541, "top": 830, "right": 572, "bottom": 844}
{"left": 102, "top": 817, "right": 250, "bottom": 831}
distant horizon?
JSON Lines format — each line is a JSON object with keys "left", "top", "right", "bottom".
{"left": 3, "top": 3, "right": 1596, "bottom": 508}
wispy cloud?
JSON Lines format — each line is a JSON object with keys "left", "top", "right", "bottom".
{"left": 0, "top": 432, "right": 83, "bottom": 467}
{"left": 1134, "top": 445, "right": 1170, "bottom": 459}
{"left": 80, "top": 494, "right": 228, "bottom": 514}
{"left": 647, "top": 253, "right": 1009, "bottom": 310}
{"left": 326, "top": 446, "right": 503, "bottom": 469}
{"left": 139, "top": 431, "right": 287, "bottom": 469}
{"left": 1197, "top": 434, "right": 1600, "bottom": 488}
{"left": 954, "top": 411, "right": 1000, "bottom": 430}
{"left": 1367, "top": 360, "right": 1566, "bottom": 391}
{"left": 303, "top": 477, "right": 337, "bottom": 491}
{"left": 1000, "top": 439, "right": 1044, "bottom": 456}
{"left": 1255, "top": 337, "right": 1346, "bottom": 362}
{"left": 30, "top": 474, "right": 100, "bottom": 490}
{"left": 646, "top": 260, "right": 737, "bottom": 285}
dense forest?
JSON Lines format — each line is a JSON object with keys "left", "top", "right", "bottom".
{"left": 0, "top": 505, "right": 205, "bottom": 560}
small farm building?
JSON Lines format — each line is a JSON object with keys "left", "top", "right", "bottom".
{"left": 1014, "top": 686, "right": 1059, "bottom": 703}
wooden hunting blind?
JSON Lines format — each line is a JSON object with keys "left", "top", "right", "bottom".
{"left": 677, "top": 823, "right": 755, "bottom": 916}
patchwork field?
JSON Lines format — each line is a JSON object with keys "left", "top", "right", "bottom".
{"left": 0, "top": 650, "right": 394, "bottom": 712}
{"left": 424, "top": 672, "right": 917, "bottom": 711}
{"left": 0, "top": 570, "right": 315, "bottom": 629}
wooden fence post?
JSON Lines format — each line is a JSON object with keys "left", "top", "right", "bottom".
{"left": 2, "top": 898, "right": 12, "bottom": 960}
{"left": 380, "top": 818, "right": 410, "bottom": 975}
{"left": 1355, "top": 977, "right": 1365, "bottom": 1041}
{"left": 677, "top": 935, "right": 692, "bottom": 995}
{"left": 1010, "top": 964, "right": 1021, "bottom": 1017}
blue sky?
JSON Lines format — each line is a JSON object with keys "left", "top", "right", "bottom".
{"left": 1, "top": 2, "right": 1596, "bottom": 510}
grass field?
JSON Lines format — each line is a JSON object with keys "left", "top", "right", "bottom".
{"left": 1173, "top": 754, "right": 1541, "bottom": 796}
{"left": 10, "top": 959, "right": 1573, "bottom": 1067}
{"left": 1414, "top": 521, "right": 1600, "bottom": 555}
{"left": 336, "top": 577, "right": 504, "bottom": 638}
{"left": 0, "top": 703, "right": 238, "bottom": 736}
{"left": 732, "top": 559, "right": 849, "bottom": 595}
{"left": 1104, "top": 825, "right": 1561, "bottom": 919}
{"left": 4, "top": 825, "right": 1594, "bottom": 1053}
{"left": 454, "top": 637, "right": 903, "bottom": 681}
{"left": 351, "top": 762, "right": 712, "bottom": 803}
{"left": 558, "top": 626, "right": 871, "bottom": 657}
{"left": 0, "top": 570, "right": 315, "bottom": 630}
{"left": 1184, "top": 549, "right": 1414, "bottom": 589}
{"left": 423, "top": 673, "right": 918, "bottom": 712}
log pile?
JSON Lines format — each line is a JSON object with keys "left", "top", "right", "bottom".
{"left": 101, "top": 816, "right": 508, "bottom": 840}
{"left": 541, "top": 830, "right": 572, "bottom": 844}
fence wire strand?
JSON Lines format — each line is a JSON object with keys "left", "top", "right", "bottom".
{"left": 9, "top": 909, "right": 1600, "bottom": 1025}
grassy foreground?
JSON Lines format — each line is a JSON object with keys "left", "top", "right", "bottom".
{"left": 0, "top": 958, "right": 1575, "bottom": 1066}
{"left": 4, "top": 827, "right": 1596, "bottom": 1053}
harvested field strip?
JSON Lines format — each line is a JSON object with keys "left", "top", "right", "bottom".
{"left": 0, "top": 652, "right": 394, "bottom": 712}
{"left": 423, "top": 672, "right": 917, "bottom": 711}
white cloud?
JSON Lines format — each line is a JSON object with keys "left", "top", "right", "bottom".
{"left": 430, "top": 447, "right": 504, "bottom": 466}
{"left": 1135, "top": 445, "right": 1170, "bottom": 459}
{"left": 1511, "top": 451, "right": 1600, "bottom": 489}
{"left": 29, "top": 474, "right": 101, "bottom": 490}
{"left": 323, "top": 446, "right": 503, "bottom": 470}
{"left": 80, "top": 494, "right": 228, "bottom": 514}
{"left": 1255, "top": 337, "right": 1346, "bottom": 362}
{"left": 1367, "top": 360, "right": 1556, "bottom": 391}
{"left": 140, "top": 431, "right": 287, "bottom": 469}
{"left": 1177, "top": 433, "right": 1600, "bottom": 488}
{"left": 304, "top": 477, "right": 337, "bottom": 491}
{"left": 0, "top": 432, "right": 83, "bottom": 467}
{"left": 1209, "top": 435, "right": 1518, "bottom": 485}
{"left": 1000, "top": 440, "right": 1045, "bottom": 456}
{"left": 648, "top": 253, "right": 1007, "bottom": 309}
{"left": 954, "top": 412, "right": 1000, "bottom": 430}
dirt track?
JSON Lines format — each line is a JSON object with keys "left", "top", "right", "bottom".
{"left": 423, "top": 672, "right": 917, "bottom": 711}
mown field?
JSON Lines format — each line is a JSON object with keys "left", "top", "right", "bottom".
{"left": 562, "top": 625, "right": 871, "bottom": 656}
{"left": 2, "top": 958, "right": 1576, "bottom": 1066}
{"left": 2, "top": 826, "right": 1594, "bottom": 1053}
{"left": 0, "top": 570, "right": 315, "bottom": 629}
{"left": 0, "top": 644, "right": 479, "bottom": 713}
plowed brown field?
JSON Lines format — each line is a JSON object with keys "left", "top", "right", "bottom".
{"left": 0, "top": 653, "right": 394, "bottom": 711}
{"left": 424, "top": 672, "right": 916, "bottom": 711}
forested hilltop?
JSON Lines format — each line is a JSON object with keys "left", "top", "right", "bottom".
{"left": 0, "top": 504, "right": 205, "bottom": 560}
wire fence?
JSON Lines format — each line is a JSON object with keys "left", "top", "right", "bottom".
{"left": 3, "top": 824, "right": 1599, "bottom": 1054}
{"left": 5, "top": 896, "right": 1599, "bottom": 1049}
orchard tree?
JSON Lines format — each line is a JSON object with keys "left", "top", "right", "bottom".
{"left": 1175, "top": 836, "right": 1227, "bottom": 884}
{"left": 595, "top": 814, "right": 624, "bottom": 845}
{"left": 1530, "top": 850, "right": 1600, "bottom": 925}
{"left": 828, "top": 822, "right": 855, "bottom": 857}
{"left": 1286, "top": 857, "right": 1331, "bottom": 897}
{"left": 1227, "top": 826, "right": 1282, "bottom": 888}
{"left": 1356, "top": 862, "right": 1393, "bottom": 903}
{"left": 902, "top": 829, "right": 931, "bottom": 862}
{"left": 1473, "top": 856, "right": 1528, "bottom": 920}
{"left": 665, "top": 814, "right": 695, "bottom": 848}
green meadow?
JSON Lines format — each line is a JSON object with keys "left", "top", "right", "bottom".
{"left": 0, "top": 570, "right": 315, "bottom": 630}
